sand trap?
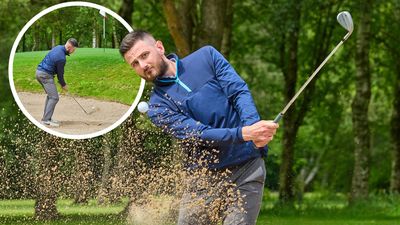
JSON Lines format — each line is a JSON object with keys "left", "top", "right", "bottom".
{"left": 17, "top": 92, "right": 131, "bottom": 135}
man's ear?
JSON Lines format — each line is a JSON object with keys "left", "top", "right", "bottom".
{"left": 155, "top": 40, "right": 165, "bottom": 55}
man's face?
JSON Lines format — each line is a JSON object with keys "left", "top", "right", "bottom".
{"left": 66, "top": 43, "right": 76, "bottom": 54}
{"left": 124, "top": 39, "right": 167, "bottom": 81}
{"left": 68, "top": 46, "right": 76, "bottom": 54}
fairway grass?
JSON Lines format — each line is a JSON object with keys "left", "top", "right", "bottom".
{"left": 0, "top": 199, "right": 126, "bottom": 225}
{"left": 0, "top": 193, "right": 399, "bottom": 225}
{"left": 12, "top": 48, "right": 141, "bottom": 105}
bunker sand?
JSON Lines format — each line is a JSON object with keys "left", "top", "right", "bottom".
{"left": 17, "top": 92, "right": 131, "bottom": 135}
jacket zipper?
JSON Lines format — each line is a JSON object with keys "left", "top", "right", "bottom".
{"left": 175, "top": 60, "right": 192, "bottom": 92}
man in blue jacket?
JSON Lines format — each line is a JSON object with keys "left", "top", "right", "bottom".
{"left": 120, "top": 31, "right": 278, "bottom": 225}
{"left": 36, "top": 38, "right": 78, "bottom": 127}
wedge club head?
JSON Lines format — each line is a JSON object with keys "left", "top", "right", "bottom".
{"left": 337, "top": 11, "right": 353, "bottom": 40}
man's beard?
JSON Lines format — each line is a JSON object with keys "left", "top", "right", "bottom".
{"left": 156, "top": 59, "right": 169, "bottom": 77}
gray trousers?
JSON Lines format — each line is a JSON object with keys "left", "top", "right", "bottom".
{"left": 178, "top": 157, "right": 266, "bottom": 225}
{"left": 35, "top": 70, "right": 59, "bottom": 121}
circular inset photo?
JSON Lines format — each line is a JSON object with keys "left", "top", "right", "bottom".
{"left": 9, "top": 2, "right": 145, "bottom": 139}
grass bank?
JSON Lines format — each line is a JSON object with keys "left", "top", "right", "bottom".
{"left": 12, "top": 48, "right": 141, "bottom": 105}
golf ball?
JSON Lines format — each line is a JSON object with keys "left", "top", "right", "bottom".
{"left": 138, "top": 101, "right": 149, "bottom": 113}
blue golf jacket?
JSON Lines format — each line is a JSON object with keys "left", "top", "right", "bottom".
{"left": 148, "top": 46, "right": 267, "bottom": 169}
{"left": 37, "top": 45, "right": 68, "bottom": 87}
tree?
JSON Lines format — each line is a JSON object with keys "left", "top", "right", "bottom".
{"left": 389, "top": 1, "right": 400, "bottom": 194}
{"left": 350, "top": 0, "right": 373, "bottom": 204}
{"left": 277, "top": 0, "right": 302, "bottom": 203}
{"left": 118, "top": 0, "right": 134, "bottom": 26}
{"left": 162, "top": 0, "right": 234, "bottom": 58}
{"left": 391, "top": 53, "right": 400, "bottom": 193}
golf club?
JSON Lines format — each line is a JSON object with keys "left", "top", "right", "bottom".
{"left": 273, "top": 11, "right": 354, "bottom": 123}
{"left": 67, "top": 92, "right": 97, "bottom": 115}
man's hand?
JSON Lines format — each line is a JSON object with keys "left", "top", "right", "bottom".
{"left": 242, "top": 120, "right": 279, "bottom": 148}
{"left": 62, "top": 85, "right": 69, "bottom": 92}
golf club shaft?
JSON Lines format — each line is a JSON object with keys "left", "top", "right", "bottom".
{"left": 273, "top": 35, "right": 347, "bottom": 123}
{"left": 71, "top": 95, "right": 89, "bottom": 114}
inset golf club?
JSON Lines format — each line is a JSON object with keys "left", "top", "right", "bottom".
{"left": 273, "top": 11, "right": 354, "bottom": 123}
{"left": 67, "top": 93, "right": 99, "bottom": 115}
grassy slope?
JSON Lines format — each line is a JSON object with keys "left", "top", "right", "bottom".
{"left": 0, "top": 192, "right": 399, "bottom": 225}
{"left": 12, "top": 48, "right": 141, "bottom": 105}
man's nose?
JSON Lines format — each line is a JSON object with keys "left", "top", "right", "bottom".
{"left": 139, "top": 60, "right": 147, "bottom": 70}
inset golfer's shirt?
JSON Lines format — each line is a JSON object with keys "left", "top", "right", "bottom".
{"left": 37, "top": 45, "right": 68, "bottom": 87}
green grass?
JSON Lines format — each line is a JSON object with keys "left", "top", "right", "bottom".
{"left": 0, "top": 199, "right": 127, "bottom": 225}
{"left": 257, "top": 192, "right": 400, "bottom": 225}
{"left": 13, "top": 48, "right": 141, "bottom": 105}
{"left": 0, "top": 192, "right": 399, "bottom": 225}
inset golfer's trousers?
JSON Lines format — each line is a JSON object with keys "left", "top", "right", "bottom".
{"left": 36, "top": 70, "right": 59, "bottom": 121}
{"left": 178, "top": 157, "right": 266, "bottom": 225}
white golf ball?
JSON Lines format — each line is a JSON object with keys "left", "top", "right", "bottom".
{"left": 137, "top": 101, "right": 149, "bottom": 113}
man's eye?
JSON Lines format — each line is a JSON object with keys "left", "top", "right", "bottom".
{"left": 142, "top": 52, "right": 149, "bottom": 59}
{"left": 132, "top": 61, "right": 138, "bottom": 67}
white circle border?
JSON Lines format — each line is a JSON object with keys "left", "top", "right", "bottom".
{"left": 8, "top": 1, "right": 145, "bottom": 140}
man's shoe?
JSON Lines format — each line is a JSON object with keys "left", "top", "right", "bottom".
{"left": 50, "top": 119, "right": 59, "bottom": 124}
{"left": 41, "top": 120, "right": 60, "bottom": 127}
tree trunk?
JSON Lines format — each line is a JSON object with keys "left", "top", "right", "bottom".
{"left": 350, "top": 0, "right": 373, "bottom": 204}
{"left": 92, "top": 27, "right": 96, "bottom": 48}
{"left": 390, "top": 60, "right": 400, "bottom": 193}
{"left": 59, "top": 30, "right": 62, "bottom": 45}
{"left": 221, "top": 0, "right": 234, "bottom": 59}
{"left": 162, "top": 0, "right": 194, "bottom": 57}
{"left": 278, "top": 1, "right": 301, "bottom": 204}
{"left": 22, "top": 34, "right": 26, "bottom": 52}
{"left": 31, "top": 24, "right": 40, "bottom": 51}
{"left": 51, "top": 28, "right": 56, "bottom": 48}
{"left": 112, "top": 19, "right": 120, "bottom": 48}
{"left": 195, "top": 0, "right": 227, "bottom": 50}
{"left": 34, "top": 136, "right": 60, "bottom": 220}
{"left": 118, "top": 0, "right": 134, "bottom": 26}
{"left": 163, "top": 0, "right": 233, "bottom": 57}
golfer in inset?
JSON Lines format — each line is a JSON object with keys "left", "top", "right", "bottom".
{"left": 36, "top": 38, "right": 78, "bottom": 127}
{"left": 120, "top": 31, "right": 278, "bottom": 225}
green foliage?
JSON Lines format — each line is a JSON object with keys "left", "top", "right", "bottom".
{"left": 12, "top": 48, "right": 140, "bottom": 105}
{"left": 18, "top": 6, "right": 127, "bottom": 51}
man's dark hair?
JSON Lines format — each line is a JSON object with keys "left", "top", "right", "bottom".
{"left": 119, "top": 30, "right": 153, "bottom": 56}
{"left": 68, "top": 38, "right": 79, "bottom": 47}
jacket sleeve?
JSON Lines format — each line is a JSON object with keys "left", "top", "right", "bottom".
{"left": 208, "top": 46, "right": 261, "bottom": 126}
{"left": 55, "top": 60, "right": 66, "bottom": 87}
{"left": 147, "top": 96, "right": 244, "bottom": 146}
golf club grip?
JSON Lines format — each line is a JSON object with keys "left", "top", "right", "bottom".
{"left": 273, "top": 113, "right": 283, "bottom": 123}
